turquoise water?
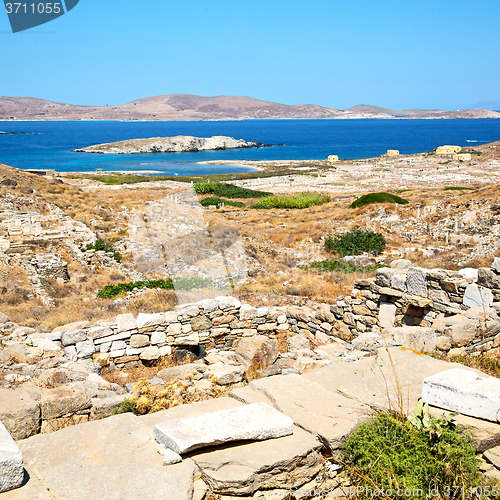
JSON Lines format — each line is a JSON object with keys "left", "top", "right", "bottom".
{"left": 0, "top": 119, "right": 499, "bottom": 175}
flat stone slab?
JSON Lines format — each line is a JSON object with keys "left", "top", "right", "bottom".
{"left": 0, "top": 420, "right": 23, "bottom": 493}
{"left": 154, "top": 402, "right": 294, "bottom": 454}
{"left": 191, "top": 426, "right": 323, "bottom": 496}
{"left": 249, "top": 374, "right": 369, "bottom": 453}
{"left": 422, "top": 368, "right": 500, "bottom": 422}
{"left": 17, "top": 413, "right": 195, "bottom": 500}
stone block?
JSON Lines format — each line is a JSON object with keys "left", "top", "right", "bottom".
{"left": 406, "top": 267, "right": 427, "bottom": 297}
{"left": 116, "top": 313, "right": 136, "bottom": 333}
{"left": 85, "top": 326, "right": 113, "bottom": 341}
{"left": 235, "top": 335, "right": 280, "bottom": 380}
{"left": 0, "top": 420, "right": 23, "bottom": 493}
{"left": 492, "top": 258, "right": 500, "bottom": 274}
{"left": 130, "top": 334, "right": 150, "bottom": 348}
{"left": 140, "top": 346, "right": 161, "bottom": 362}
{"left": 52, "top": 321, "right": 91, "bottom": 334}
{"left": 64, "top": 345, "right": 77, "bottom": 362}
{"left": 379, "top": 302, "right": 396, "bottom": 329}
{"left": 93, "top": 331, "right": 132, "bottom": 345}
{"left": 136, "top": 313, "right": 165, "bottom": 329}
{"left": 390, "top": 259, "right": 412, "bottom": 270}
{"left": 110, "top": 341, "right": 127, "bottom": 351}
{"left": 200, "top": 299, "right": 219, "bottom": 314}
{"left": 422, "top": 368, "right": 500, "bottom": 422}
{"left": 216, "top": 296, "right": 241, "bottom": 310}
{"left": 390, "top": 272, "right": 407, "bottom": 292}
{"left": 428, "top": 288, "right": 450, "bottom": 305}
{"left": 61, "top": 329, "right": 87, "bottom": 347}
{"left": 389, "top": 326, "right": 437, "bottom": 352}
{"left": 479, "top": 268, "right": 500, "bottom": 290}
{"left": 444, "top": 318, "right": 477, "bottom": 347}
{"left": 463, "top": 284, "right": 493, "bottom": 309}
{"left": 76, "top": 340, "right": 95, "bottom": 358}
{"left": 40, "top": 389, "right": 91, "bottom": 421}
{"left": 173, "top": 332, "right": 199, "bottom": 346}
{"left": 206, "top": 366, "right": 245, "bottom": 385}
{"left": 154, "top": 402, "right": 293, "bottom": 454}
{"left": 151, "top": 331, "right": 166, "bottom": 345}
{"left": 239, "top": 304, "right": 258, "bottom": 320}
{"left": 375, "top": 268, "right": 397, "bottom": 287}
{"left": 191, "top": 315, "right": 213, "bottom": 331}
{"left": 164, "top": 311, "right": 179, "bottom": 323}
{"left": 167, "top": 323, "right": 182, "bottom": 336}
{"left": 90, "top": 395, "right": 127, "bottom": 420}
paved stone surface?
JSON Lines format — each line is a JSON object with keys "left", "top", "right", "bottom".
{"left": 250, "top": 373, "right": 369, "bottom": 453}
{"left": 0, "top": 420, "right": 23, "bottom": 493}
{"left": 154, "top": 402, "right": 294, "bottom": 454}
{"left": 0, "top": 465, "right": 53, "bottom": 500}
{"left": 18, "top": 413, "right": 195, "bottom": 500}
{"left": 423, "top": 368, "right": 500, "bottom": 422}
{"left": 191, "top": 426, "right": 323, "bottom": 496}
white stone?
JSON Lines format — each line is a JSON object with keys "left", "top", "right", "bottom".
{"left": 390, "top": 272, "right": 407, "bottom": 292}
{"left": 277, "top": 323, "right": 289, "bottom": 331}
{"left": 379, "top": 302, "right": 396, "bottom": 329}
{"left": 256, "top": 307, "right": 269, "bottom": 318}
{"left": 164, "top": 311, "right": 179, "bottom": 323}
{"left": 200, "top": 299, "right": 219, "bottom": 314}
{"left": 167, "top": 323, "right": 182, "bottom": 336}
{"left": 93, "top": 331, "right": 132, "bottom": 345}
{"left": 110, "top": 341, "right": 127, "bottom": 351}
{"left": 136, "top": 313, "right": 165, "bottom": 329}
{"left": 159, "top": 346, "right": 172, "bottom": 357}
{"left": 239, "top": 304, "right": 258, "bottom": 320}
{"left": 100, "top": 342, "right": 111, "bottom": 353}
{"left": 151, "top": 331, "right": 166, "bottom": 345}
{"left": 154, "top": 402, "right": 293, "bottom": 454}
{"left": 126, "top": 349, "right": 141, "bottom": 356}
{"left": 173, "top": 332, "right": 199, "bottom": 346}
{"left": 206, "top": 365, "right": 245, "bottom": 385}
{"left": 459, "top": 268, "right": 479, "bottom": 283}
{"left": 116, "top": 313, "right": 137, "bottom": 333}
{"left": 0, "top": 420, "right": 23, "bottom": 493}
{"left": 64, "top": 345, "right": 77, "bottom": 362}
{"left": 109, "top": 349, "right": 126, "bottom": 358}
{"left": 422, "top": 368, "right": 500, "bottom": 422}
{"left": 76, "top": 340, "right": 95, "bottom": 358}
{"left": 181, "top": 323, "right": 192, "bottom": 334}
{"left": 492, "top": 258, "right": 500, "bottom": 274}
{"left": 216, "top": 296, "right": 241, "bottom": 310}
{"left": 406, "top": 267, "right": 427, "bottom": 297}
{"left": 86, "top": 326, "right": 113, "bottom": 340}
{"left": 389, "top": 326, "right": 436, "bottom": 352}
{"left": 159, "top": 447, "right": 182, "bottom": 466}
{"left": 463, "top": 284, "right": 493, "bottom": 309}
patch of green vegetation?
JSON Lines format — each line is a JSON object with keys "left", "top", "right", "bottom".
{"left": 467, "top": 150, "right": 482, "bottom": 156}
{"left": 82, "top": 238, "right": 121, "bottom": 263}
{"left": 194, "top": 182, "right": 271, "bottom": 198}
{"left": 307, "top": 258, "right": 387, "bottom": 274}
{"left": 397, "top": 189, "right": 411, "bottom": 193}
{"left": 97, "top": 277, "right": 218, "bottom": 299}
{"left": 439, "top": 160, "right": 452, "bottom": 165}
{"left": 113, "top": 398, "right": 137, "bottom": 415}
{"left": 325, "top": 230, "right": 386, "bottom": 256}
{"left": 443, "top": 186, "right": 474, "bottom": 191}
{"left": 349, "top": 192, "right": 409, "bottom": 209}
{"left": 199, "top": 197, "right": 246, "bottom": 209}
{"left": 424, "top": 151, "right": 435, "bottom": 156}
{"left": 251, "top": 192, "right": 330, "bottom": 209}
{"left": 342, "top": 410, "right": 480, "bottom": 499}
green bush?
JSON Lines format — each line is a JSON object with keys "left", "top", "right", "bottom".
{"left": 251, "top": 192, "right": 330, "bottom": 209}
{"left": 308, "top": 258, "right": 387, "bottom": 274}
{"left": 82, "top": 238, "right": 121, "bottom": 263}
{"left": 324, "top": 230, "right": 386, "bottom": 256}
{"left": 194, "top": 182, "right": 271, "bottom": 198}
{"left": 199, "top": 197, "right": 245, "bottom": 208}
{"left": 342, "top": 412, "right": 480, "bottom": 499}
{"left": 443, "top": 186, "right": 474, "bottom": 191}
{"left": 349, "top": 192, "right": 409, "bottom": 209}
{"left": 112, "top": 398, "right": 137, "bottom": 415}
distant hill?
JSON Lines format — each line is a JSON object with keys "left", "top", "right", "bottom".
{"left": 1, "top": 94, "right": 499, "bottom": 121}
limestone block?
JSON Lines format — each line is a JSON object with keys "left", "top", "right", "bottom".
{"left": 206, "top": 366, "right": 245, "bottom": 385}
{"left": 154, "top": 402, "right": 293, "bottom": 454}
{"left": 140, "top": 346, "right": 161, "bottom": 362}
{"left": 93, "top": 331, "right": 132, "bottom": 345}
{"left": 64, "top": 345, "right": 77, "bottom": 362}
{"left": 389, "top": 326, "right": 437, "bottom": 352}
{"left": 436, "top": 336, "right": 452, "bottom": 351}
{"left": 85, "top": 326, "right": 113, "bottom": 341}
{"left": 390, "top": 259, "right": 412, "bottom": 270}
{"left": 151, "top": 331, "right": 166, "bottom": 345}
{"left": 130, "top": 334, "right": 150, "bottom": 348}
{"left": 76, "top": 340, "right": 95, "bottom": 358}
{"left": 479, "top": 268, "right": 500, "bottom": 290}
{"left": 428, "top": 288, "right": 450, "bottom": 305}
{"left": 390, "top": 272, "right": 407, "bottom": 292}
{"left": 0, "top": 420, "right": 23, "bottom": 493}
{"left": 235, "top": 335, "right": 280, "bottom": 380}
{"left": 216, "top": 296, "right": 241, "bottom": 310}
{"left": 160, "top": 346, "right": 172, "bottom": 357}
{"left": 239, "top": 304, "right": 258, "bottom": 320}
{"left": 375, "top": 268, "right": 397, "bottom": 287}
{"left": 136, "top": 313, "right": 165, "bottom": 329}
{"left": 40, "top": 389, "right": 91, "bottom": 421}
{"left": 157, "top": 363, "right": 207, "bottom": 380}
{"left": 458, "top": 268, "right": 479, "bottom": 283}
{"left": 422, "top": 368, "right": 500, "bottom": 422}
{"left": 444, "top": 318, "right": 477, "bottom": 347}
{"left": 52, "top": 321, "right": 91, "bottom": 334}
{"left": 406, "top": 267, "right": 428, "bottom": 297}
{"left": 173, "top": 332, "right": 199, "bottom": 346}
{"left": 61, "top": 329, "right": 87, "bottom": 347}
{"left": 200, "top": 299, "right": 219, "bottom": 314}
{"left": 167, "top": 323, "right": 183, "bottom": 336}
{"left": 164, "top": 311, "right": 179, "bottom": 323}
{"left": 90, "top": 395, "right": 127, "bottom": 420}
{"left": 191, "top": 315, "right": 213, "bottom": 331}
{"left": 379, "top": 302, "right": 396, "bottom": 329}
{"left": 110, "top": 341, "right": 127, "bottom": 351}
{"left": 109, "top": 349, "right": 126, "bottom": 358}
{"left": 116, "top": 313, "right": 136, "bottom": 333}
{"left": 463, "top": 284, "right": 493, "bottom": 309}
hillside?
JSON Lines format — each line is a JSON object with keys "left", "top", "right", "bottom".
{"left": 1, "top": 94, "right": 499, "bottom": 121}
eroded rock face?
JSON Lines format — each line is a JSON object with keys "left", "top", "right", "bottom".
{"left": 0, "top": 389, "right": 40, "bottom": 440}
{"left": 74, "top": 135, "right": 261, "bottom": 154}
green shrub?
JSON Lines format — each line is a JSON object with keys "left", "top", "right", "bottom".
{"left": 82, "top": 238, "right": 121, "bottom": 263}
{"left": 443, "top": 186, "right": 474, "bottom": 191}
{"left": 112, "top": 398, "right": 138, "bottom": 415}
{"left": 324, "top": 230, "right": 386, "bottom": 256}
{"left": 308, "top": 258, "right": 387, "bottom": 274}
{"left": 349, "top": 192, "right": 409, "bottom": 209}
{"left": 251, "top": 192, "right": 330, "bottom": 209}
{"left": 342, "top": 412, "right": 480, "bottom": 499}
{"left": 194, "top": 182, "right": 271, "bottom": 198}
{"left": 199, "top": 197, "right": 245, "bottom": 208}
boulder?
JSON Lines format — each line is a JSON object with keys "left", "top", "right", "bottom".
{"left": 206, "top": 366, "right": 245, "bottom": 385}
{"left": 154, "top": 402, "right": 294, "bottom": 454}
{"left": 235, "top": 336, "right": 280, "bottom": 381}
{"left": 444, "top": 318, "right": 477, "bottom": 347}
{"left": 140, "top": 346, "right": 161, "bottom": 362}
{"left": 390, "top": 259, "right": 412, "bottom": 270}
{"left": 0, "top": 420, "right": 23, "bottom": 493}
{"left": 478, "top": 268, "right": 500, "bottom": 290}
{"left": 0, "top": 389, "right": 40, "bottom": 440}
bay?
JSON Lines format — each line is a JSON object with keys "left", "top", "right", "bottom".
{"left": 0, "top": 119, "right": 499, "bottom": 175}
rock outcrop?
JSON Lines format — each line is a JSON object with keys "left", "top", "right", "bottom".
{"left": 74, "top": 135, "right": 262, "bottom": 154}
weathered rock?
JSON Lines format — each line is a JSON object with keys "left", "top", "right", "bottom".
{"left": 406, "top": 267, "right": 427, "bottom": 297}
{"left": 390, "top": 326, "right": 437, "bottom": 352}
{"left": 239, "top": 304, "right": 258, "bottom": 320}
{"left": 479, "top": 268, "right": 500, "bottom": 290}
{"left": 422, "top": 368, "right": 500, "bottom": 422}
{"left": 60, "top": 329, "right": 87, "bottom": 347}
{"left": 375, "top": 268, "right": 398, "bottom": 287}
{"left": 40, "top": 388, "right": 92, "bottom": 420}
{"left": 191, "top": 315, "right": 213, "bottom": 331}
{"left": 250, "top": 374, "right": 369, "bottom": 453}
{"left": 155, "top": 402, "right": 294, "bottom": 454}
{"left": 76, "top": 339, "right": 95, "bottom": 358}
{"left": 492, "top": 258, "right": 500, "bottom": 274}
{"left": 173, "top": 332, "right": 199, "bottom": 346}
{"left": 0, "top": 420, "right": 23, "bottom": 493}
{"left": 463, "top": 283, "right": 493, "bottom": 309}
{"left": 207, "top": 365, "right": 245, "bottom": 385}
{"left": 18, "top": 413, "right": 195, "bottom": 500}
{"left": 444, "top": 318, "right": 477, "bottom": 347}
{"left": 90, "top": 395, "right": 128, "bottom": 420}
{"left": 140, "top": 346, "right": 161, "bottom": 362}
{"left": 287, "top": 334, "right": 310, "bottom": 352}
{"left": 136, "top": 313, "right": 165, "bottom": 329}
{"left": 192, "top": 425, "right": 322, "bottom": 496}
{"left": 235, "top": 335, "right": 280, "bottom": 380}
{"left": 379, "top": 302, "right": 396, "bottom": 328}
{"left": 390, "top": 259, "right": 412, "bottom": 270}
{"left": 52, "top": 321, "right": 91, "bottom": 334}
{"left": 130, "top": 334, "right": 150, "bottom": 348}
{"left": 157, "top": 363, "right": 207, "bottom": 380}
{"left": 0, "top": 389, "right": 40, "bottom": 440}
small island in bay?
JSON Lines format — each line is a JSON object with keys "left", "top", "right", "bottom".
{"left": 73, "top": 135, "right": 264, "bottom": 154}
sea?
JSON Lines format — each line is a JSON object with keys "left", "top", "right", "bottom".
{"left": 1, "top": 119, "right": 500, "bottom": 176}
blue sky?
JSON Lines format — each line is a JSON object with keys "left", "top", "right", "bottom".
{"left": 1, "top": 0, "right": 499, "bottom": 110}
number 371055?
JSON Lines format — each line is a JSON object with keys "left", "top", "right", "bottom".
{"left": 5, "top": 3, "right": 62, "bottom": 14}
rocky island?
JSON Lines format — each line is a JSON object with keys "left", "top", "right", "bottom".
{"left": 73, "top": 135, "right": 262, "bottom": 154}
